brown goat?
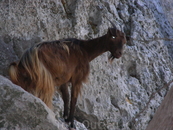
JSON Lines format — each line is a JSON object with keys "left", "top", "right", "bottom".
{"left": 9, "top": 25, "right": 127, "bottom": 128}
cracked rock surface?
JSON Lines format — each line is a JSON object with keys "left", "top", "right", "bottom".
{"left": 0, "top": 0, "right": 173, "bottom": 129}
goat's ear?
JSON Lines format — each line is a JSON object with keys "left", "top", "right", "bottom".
{"left": 108, "top": 28, "right": 117, "bottom": 37}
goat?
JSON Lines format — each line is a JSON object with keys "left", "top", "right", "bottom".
{"left": 9, "top": 23, "right": 127, "bottom": 129}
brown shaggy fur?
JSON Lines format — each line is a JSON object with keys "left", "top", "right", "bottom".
{"left": 9, "top": 27, "right": 127, "bottom": 128}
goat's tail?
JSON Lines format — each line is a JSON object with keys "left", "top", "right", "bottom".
{"left": 11, "top": 45, "right": 55, "bottom": 108}
{"left": 9, "top": 62, "right": 19, "bottom": 85}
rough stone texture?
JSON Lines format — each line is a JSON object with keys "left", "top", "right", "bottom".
{"left": 0, "top": 75, "right": 68, "bottom": 130}
{"left": 0, "top": 0, "right": 173, "bottom": 130}
{"left": 0, "top": 39, "right": 18, "bottom": 77}
{"left": 0, "top": 76, "right": 87, "bottom": 130}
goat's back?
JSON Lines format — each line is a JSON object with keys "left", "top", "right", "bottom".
{"left": 37, "top": 39, "right": 90, "bottom": 86}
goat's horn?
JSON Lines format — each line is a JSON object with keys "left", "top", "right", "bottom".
{"left": 105, "top": 16, "right": 117, "bottom": 29}
{"left": 109, "top": 20, "right": 117, "bottom": 29}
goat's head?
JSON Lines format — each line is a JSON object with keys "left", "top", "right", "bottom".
{"left": 106, "top": 22, "right": 127, "bottom": 61}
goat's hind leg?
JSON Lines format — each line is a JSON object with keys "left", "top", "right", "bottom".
{"left": 65, "top": 83, "right": 82, "bottom": 129}
{"left": 60, "top": 83, "right": 70, "bottom": 120}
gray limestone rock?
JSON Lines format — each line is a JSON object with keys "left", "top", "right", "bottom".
{"left": 0, "top": 76, "right": 87, "bottom": 130}
{"left": 0, "top": 0, "right": 173, "bottom": 130}
{"left": 0, "top": 75, "right": 68, "bottom": 130}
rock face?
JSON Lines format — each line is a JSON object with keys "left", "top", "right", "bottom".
{"left": 0, "top": 0, "right": 173, "bottom": 130}
{"left": 0, "top": 75, "right": 68, "bottom": 130}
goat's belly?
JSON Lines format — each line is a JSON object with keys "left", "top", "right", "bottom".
{"left": 54, "top": 74, "right": 71, "bottom": 86}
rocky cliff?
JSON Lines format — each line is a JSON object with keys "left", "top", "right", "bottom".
{"left": 0, "top": 0, "right": 173, "bottom": 130}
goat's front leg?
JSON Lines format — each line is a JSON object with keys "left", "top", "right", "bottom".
{"left": 60, "top": 83, "right": 70, "bottom": 119}
{"left": 65, "top": 83, "right": 81, "bottom": 129}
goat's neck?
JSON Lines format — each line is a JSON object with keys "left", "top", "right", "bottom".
{"left": 82, "top": 34, "right": 108, "bottom": 61}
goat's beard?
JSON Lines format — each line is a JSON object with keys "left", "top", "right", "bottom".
{"left": 108, "top": 54, "right": 115, "bottom": 63}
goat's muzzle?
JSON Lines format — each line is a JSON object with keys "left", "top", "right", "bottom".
{"left": 108, "top": 52, "right": 122, "bottom": 62}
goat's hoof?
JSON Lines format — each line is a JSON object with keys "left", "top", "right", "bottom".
{"left": 65, "top": 118, "right": 70, "bottom": 123}
{"left": 68, "top": 125, "right": 76, "bottom": 130}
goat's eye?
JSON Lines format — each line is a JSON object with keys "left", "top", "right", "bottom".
{"left": 112, "top": 36, "right": 116, "bottom": 39}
